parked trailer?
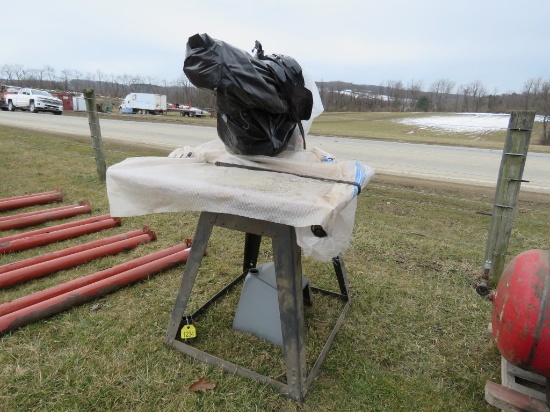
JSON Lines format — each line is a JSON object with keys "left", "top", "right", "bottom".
{"left": 1, "top": 85, "right": 19, "bottom": 111}
{"left": 167, "top": 104, "right": 209, "bottom": 117}
{"left": 119, "top": 93, "right": 167, "bottom": 115}
{"left": 178, "top": 104, "right": 209, "bottom": 117}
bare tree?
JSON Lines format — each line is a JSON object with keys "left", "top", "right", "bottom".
{"left": 430, "top": 79, "right": 455, "bottom": 112}
{"left": 129, "top": 74, "right": 142, "bottom": 92}
{"left": 383, "top": 81, "right": 393, "bottom": 110}
{"left": 107, "top": 73, "right": 122, "bottom": 98}
{"left": 523, "top": 78, "right": 534, "bottom": 109}
{"left": 386, "top": 80, "right": 405, "bottom": 111}
{"left": 523, "top": 78, "right": 542, "bottom": 110}
{"left": 486, "top": 87, "right": 503, "bottom": 113}
{"left": 160, "top": 77, "right": 169, "bottom": 98}
{"left": 146, "top": 76, "right": 158, "bottom": 93}
{"left": 96, "top": 70, "right": 105, "bottom": 96}
{"left": 468, "top": 80, "right": 487, "bottom": 112}
{"left": 460, "top": 84, "right": 472, "bottom": 112}
{"left": 33, "top": 66, "right": 48, "bottom": 89}
{"left": 534, "top": 79, "right": 542, "bottom": 109}
{"left": 82, "top": 72, "right": 93, "bottom": 89}
{"left": 172, "top": 73, "right": 190, "bottom": 105}
{"left": 407, "top": 79, "right": 423, "bottom": 111}
{"left": 13, "top": 64, "right": 26, "bottom": 85}
{"left": 25, "top": 69, "right": 39, "bottom": 88}
{"left": 44, "top": 65, "right": 56, "bottom": 88}
{"left": 59, "top": 69, "right": 73, "bottom": 90}
{"left": 72, "top": 70, "right": 83, "bottom": 90}
{"left": 119, "top": 73, "right": 132, "bottom": 96}
{"left": 1, "top": 64, "right": 15, "bottom": 83}
{"left": 375, "top": 83, "right": 386, "bottom": 111}
{"left": 335, "top": 82, "right": 344, "bottom": 111}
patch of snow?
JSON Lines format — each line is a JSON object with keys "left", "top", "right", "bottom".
{"left": 395, "top": 113, "right": 544, "bottom": 134}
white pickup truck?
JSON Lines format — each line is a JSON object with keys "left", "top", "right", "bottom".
{"left": 5, "top": 88, "right": 63, "bottom": 115}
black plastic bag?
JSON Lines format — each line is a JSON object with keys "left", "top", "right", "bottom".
{"left": 184, "top": 33, "right": 313, "bottom": 156}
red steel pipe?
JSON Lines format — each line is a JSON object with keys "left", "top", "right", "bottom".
{"left": 0, "top": 217, "right": 122, "bottom": 255}
{"left": 0, "top": 203, "right": 84, "bottom": 223}
{"left": 0, "top": 190, "right": 61, "bottom": 203}
{"left": 0, "top": 242, "right": 191, "bottom": 317}
{"left": 0, "top": 229, "right": 155, "bottom": 289}
{"left": 0, "top": 214, "right": 112, "bottom": 244}
{"left": 0, "top": 190, "right": 63, "bottom": 212}
{"left": 0, "top": 247, "right": 191, "bottom": 333}
{"left": 0, "top": 201, "right": 92, "bottom": 231}
{"left": 0, "top": 228, "right": 149, "bottom": 275}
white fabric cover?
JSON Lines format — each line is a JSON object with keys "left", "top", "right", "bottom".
{"left": 106, "top": 139, "right": 374, "bottom": 261}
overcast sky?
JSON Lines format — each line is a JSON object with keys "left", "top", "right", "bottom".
{"left": 3, "top": 0, "right": 548, "bottom": 94}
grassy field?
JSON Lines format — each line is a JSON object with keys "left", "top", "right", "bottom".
{"left": 1, "top": 119, "right": 549, "bottom": 411}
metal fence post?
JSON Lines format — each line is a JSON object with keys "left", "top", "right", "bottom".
{"left": 83, "top": 88, "right": 106, "bottom": 182}
{"left": 480, "top": 111, "right": 535, "bottom": 291}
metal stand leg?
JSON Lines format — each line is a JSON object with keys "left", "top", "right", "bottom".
{"left": 273, "top": 225, "right": 307, "bottom": 400}
{"left": 243, "top": 232, "right": 261, "bottom": 272}
{"left": 165, "top": 212, "right": 351, "bottom": 402}
{"left": 333, "top": 255, "right": 350, "bottom": 297}
{"left": 165, "top": 212, "right": 214, "bottom": 341}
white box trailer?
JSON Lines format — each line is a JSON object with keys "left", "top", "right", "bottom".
{"left": 119, "top": 93, "right": 167, "bottom": 115}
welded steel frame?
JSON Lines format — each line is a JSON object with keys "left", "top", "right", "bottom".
{"left": 164, "top": 212, "right": 351, "bottom": 401}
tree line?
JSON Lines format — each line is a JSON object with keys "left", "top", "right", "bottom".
{"left": 1, "top": 64, "right": 548, "bottom": 143}
{"left": 0, "top": 64, "right": 217, "bottom": 109}
{"left": 319, "top": 77, "right": 549, "bottom": 143}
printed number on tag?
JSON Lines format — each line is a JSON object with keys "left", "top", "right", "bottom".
{"left": 180, "top": 324, "right": 197, "bottom": 339}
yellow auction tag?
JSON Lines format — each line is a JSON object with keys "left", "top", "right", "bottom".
{"left": 180, "top": 324, "right": 197, "bottom": 340}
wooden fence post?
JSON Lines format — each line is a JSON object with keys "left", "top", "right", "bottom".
{"left": 82, "top": 88, "right": 106, "bottom": 182}
{"left": 480, "top": 111, "right": 535, "bottom": 292}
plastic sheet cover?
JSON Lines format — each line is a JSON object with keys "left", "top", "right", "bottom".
{"left": 106, "top": 140, "right": 374, "bottom": 261}
{"left": 184, "top": 33, "right": 313, "bottom": 156}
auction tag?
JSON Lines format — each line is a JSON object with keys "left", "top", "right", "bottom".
{"left": 180, "top": 324, "right": 197, "bottom": 340}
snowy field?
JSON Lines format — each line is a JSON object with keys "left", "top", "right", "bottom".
{"left": 395, "top": 113, "right": 543, "bottom": 135}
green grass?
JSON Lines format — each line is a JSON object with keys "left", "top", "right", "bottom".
{"left": 1, "top": 122, "right": 549, "bottom": 411}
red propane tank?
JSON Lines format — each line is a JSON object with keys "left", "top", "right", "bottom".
{"left": 492, "top": 249, "right": 550, "bottom": 377}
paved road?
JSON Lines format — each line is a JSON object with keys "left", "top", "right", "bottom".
{"left": 2, "top": 111, "right": 550, "bottom": 194}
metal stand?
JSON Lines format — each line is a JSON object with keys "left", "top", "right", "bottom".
{"left": 164, "top": 212, "right": 351, "bottom": 401}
